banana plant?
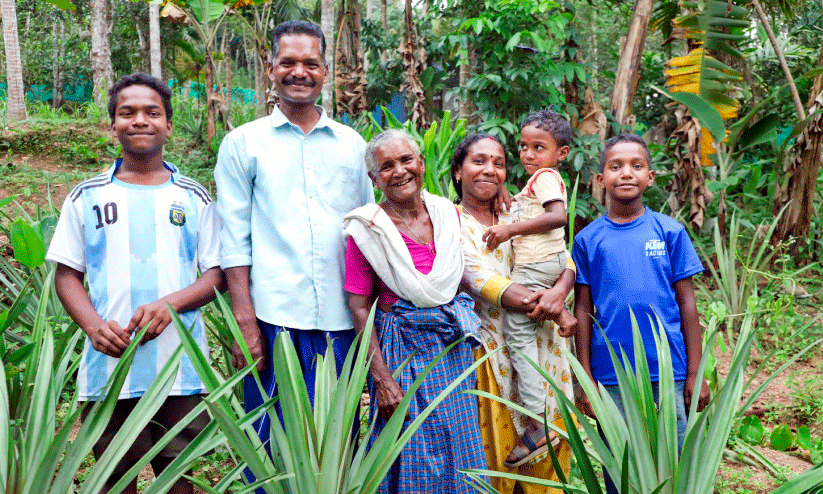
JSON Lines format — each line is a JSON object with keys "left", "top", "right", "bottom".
{"left": 162, "top": 0, "right": 232, "bottom": 150}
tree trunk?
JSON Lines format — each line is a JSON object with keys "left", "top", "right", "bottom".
{"left": 563, "top": 3, "right": 583, "bottom": 129}
{"left": 400, "top": 0, "right": 428, "bottom": 129}
{"left": 364, "top": 0, "right": 374, "bottom": 73}
{"left": 90, "top": 0, "right": 114, "bottom": 115}
{"left": 1, "top": 0, "right": 27, "bottom": 121}
{"left": 52, "top": 12, "right": 65, "bottom": 108}
{"left": 578, "top": 88, "right": 608, "bottom": 210}
{"left": 773, "top": 91, "right": 823, "bottom": 256}
{"left": 667, "top": 106, "right": 714, "bottom": 231}
{"left": 335, "top": 0, "right": 368, "bottom": 117}
{"left": 223, "top": 26, "right": 232, "bottom": 129}
{"left": 254, "top": 40, "right": 265, "bottom": 116}
{"left": 609, "top": 0, "right": 654, "bottom": 133}
{"left": 807, "top": 44, "right": 823, "bottom": 109}
{"left": 752, "top": 0, "right": 804, "bottom": 120}
{"left": 149, "top": 2, "right": 162, "bottom": 77}
{"left": 458, "top": 59, "right": 471, "bottom": 121}
{"left": 380, "top": 0, "right": 387, "bottom": 63}
{"left": 458, "top": 46, "right": 477, "bottom": 124}
{"left": 135, "top": 22, "right": 148, "bottom": 73}
{"left": 320, "top": 0, "right": 335, "bottom": 115}
{"left": 205, "top": 51, "right": 217, "bottom": 150}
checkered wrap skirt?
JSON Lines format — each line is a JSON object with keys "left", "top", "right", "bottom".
{"left": 368, "top": 293, "right": 488, "bottom": 494}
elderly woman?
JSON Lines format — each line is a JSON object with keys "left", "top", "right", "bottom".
{"left": 452, "top": 134, "right": 576, "bottom": 494}
{"left": 343, "top": 129, "right": 487, "bottom": 494}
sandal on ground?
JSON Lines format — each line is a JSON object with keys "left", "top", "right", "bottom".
{"left": 503, "top": 427, "right": 561, "bottom": 468}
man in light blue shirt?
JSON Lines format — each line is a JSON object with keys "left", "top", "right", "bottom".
{"left": 214, "top": 20, "right": 373, "bottom": 462}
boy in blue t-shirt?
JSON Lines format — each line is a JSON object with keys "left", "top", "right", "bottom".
{"left": 572, "top": 134, "right": 710, "bottom": 483}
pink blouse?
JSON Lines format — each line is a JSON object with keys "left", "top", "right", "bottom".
{"left": 344, "top": 233, "right": 436, "bottom": 306}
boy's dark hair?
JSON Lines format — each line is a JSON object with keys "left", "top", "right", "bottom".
{"left": 599, "top": 134, "right": 652, "bottom": 171}
{"left": 450, "top": 133, "right": 507, "bottom": 200}
{"left": 520, "top": 108, "right": 571, "bottom": 148}
{"left": 107, "top": 72, "right": 172, "bottom": 122}
{"left": 271, "top": 20, "right": 326, "bottom": 63}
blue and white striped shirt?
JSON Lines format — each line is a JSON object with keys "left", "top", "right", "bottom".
{"left": 47, "top": 160, "right": 221, "bottom": 400}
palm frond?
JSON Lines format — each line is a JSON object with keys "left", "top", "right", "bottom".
{"left": 664, "top": 0, "right": 747, "bottom": 166}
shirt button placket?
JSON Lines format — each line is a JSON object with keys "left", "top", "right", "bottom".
{"left": 303, "top": 140, "right": 322, "bottom": 328}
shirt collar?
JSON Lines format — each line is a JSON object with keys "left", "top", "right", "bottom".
{"left": 270, "top": 104, "right": 333, "bottom": 135}
{"left": 106, "top": 158, "right": 180, "bottom": 183}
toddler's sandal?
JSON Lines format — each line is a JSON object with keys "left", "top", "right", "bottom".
{"left": 504, "top": 428, "right": 560, "bottom": 468}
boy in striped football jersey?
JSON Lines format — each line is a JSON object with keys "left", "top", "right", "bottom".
{"left": 47, "top": 72, "right": 223, "bottom": 494}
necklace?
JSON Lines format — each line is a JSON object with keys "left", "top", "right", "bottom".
{"left": 383, "top": 201, "right": 435, "bottom": 253}
{"left": 461, "top": 204, "right": 497, "bottom": 227}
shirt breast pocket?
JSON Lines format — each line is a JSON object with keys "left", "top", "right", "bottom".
{"left": 319, "top": 157, "right": 362, "bottom": 213}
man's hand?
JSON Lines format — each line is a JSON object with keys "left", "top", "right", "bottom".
{"left": 685, "top": 374, "right": 710, "bottom": 412}
{"left": 125, "top": 300, "right": 173, "bottom": 344}
{"left": 482, "top": 225, "right": 514, "bottom": 251}
{"left": 88, "top": 320, "right": 132, "bottom": 358}
{"left": 231, "top": 319, "right": 265, "bottom": 372}
{"left": 373, "top": 376, "right": 407, "bottom": 421}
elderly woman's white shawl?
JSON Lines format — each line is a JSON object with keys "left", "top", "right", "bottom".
{"left": 343, "top": 190, "right": 464, "bottom": 308}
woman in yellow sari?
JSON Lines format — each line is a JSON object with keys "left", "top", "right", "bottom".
{"left": 452, "top": 134, "right": 576, "bottom": 494}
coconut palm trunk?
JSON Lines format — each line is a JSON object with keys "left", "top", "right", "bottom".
{"left": 320, "top": 0, "right": 335, "bottom": 115}
{"left": 51, "top": 11, "right": 66, "bottom": 109}
{"left": 90, "top": 0, "right": 114, "bottom": 115}
{"left": 149, "top": 2, "right": 162, "bottom": 77}
{"left": 1, "top": 0, "right": 28, "bottom": 121}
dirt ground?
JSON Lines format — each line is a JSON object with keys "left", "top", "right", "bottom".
{"left": 714, "top": 328, "right": 823, "bottom": 492}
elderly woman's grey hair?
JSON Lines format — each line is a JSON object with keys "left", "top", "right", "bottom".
{"left": 365, "top": 129, "right": 422, "bottom": 177}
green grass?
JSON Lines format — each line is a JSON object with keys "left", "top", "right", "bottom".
{"left": 714, "top": 465, "right": 766, "bottom": 494}
{"left": 786, "top": 364, "right": 823, "bottom": 425}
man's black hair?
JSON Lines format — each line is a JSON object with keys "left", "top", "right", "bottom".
{"left": 271, "top": 20, "right": 326, "bottom": 63}
{"left": 107, "top": 72, "right": 173, "bottom": 122}
{"left": 450, "top": 133, "right": 507, "bottom": 200}
{"left": 520, "top": 108, "right": 571, "bottom": 148}
{"left": 599, "top": 134, "right": 652, "bottom": 171}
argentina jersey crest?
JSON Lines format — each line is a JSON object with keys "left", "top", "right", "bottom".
{"left": 169, "top": 201, "right": 186, "bottom": 226}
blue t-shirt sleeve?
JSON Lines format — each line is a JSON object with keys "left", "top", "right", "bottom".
{"left": 668, "top": 225, "right": 704, "bottom": 282}
{"left": 571, "top": 235, "right": 590, "bottom": 286}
